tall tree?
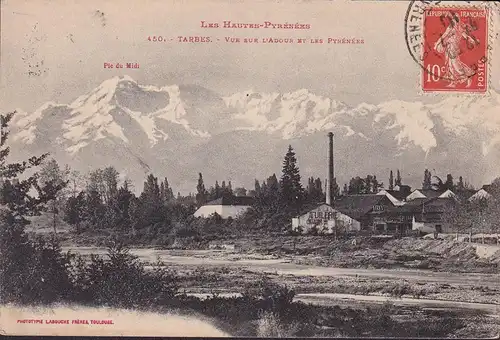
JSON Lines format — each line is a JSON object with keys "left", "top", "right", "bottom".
{"left": 162, "top": 177, "right": 175, "bottom": 202}
{"left": 160, "top": 182, "right": 166, "bottom": 203}
{"left": 279, "top": 145, "right": 304, "bottom": 212}
{"left": 68, "top": 170, "right": 84, "bottom": 197}
{"left": 431, "top": 175, "right": 447, "bottom": 191}
{"left": 422, "top": 169, "right": 432, "bottom": 190}
{"left": 371, "top": 175, "right": 383, "bottom": 193}
{"left": 444, "top": 174, "right": 454, "bottom": 191}
{"left": 456, "top": 176, "right": 465, "bottom": 191}
{"left": 196, "top": 173, "right": 207, "bottom": 207}
{"left": 254, "top": 179, "right": 261, "bottom": 194}
{"left": 141, "top": 174, "right": 161, "bottom": 203}
{"left": 331, "top": 177, "right": 340, "bottom": 199}
{"left": 64, "top": 192, "right": 86, "bottom": 233}
{"left": 38, "top": 159, "right": 70, "bottom": 234}
{"left": 348, "top": 176, "right": 367, "bottom": 194}
{"left": 389, "top": 170, "right": 394, "bottom": 190}
{"left": 102, "top": 167, "right": 119, "bottom": 203}
{"left": 221, "top": 180, "right": 233, "bottom": 198}
{"left": 254, "top": 174, "right": 280, "bottom": 214}
{"left": 215, "top": 180, "right": 221, "bottom": 199}
{"left": 137, "top": 174, "right": 164, "bottom": 227}
{"left": 365, "top": 175, "right": 373, "bottom": 193}
{"left": 87, "top": 167, "right": 119, "bottom": 205}
{"left": 83, "top": 188, "right": 106, "bottom": 229}
{"left": 113, "top": 181, "right": 134, "bottom": 229}
{"left": 395, "top": 169, "right": 402, "bottom": 186}
{"left": 306, "top": 177, "right": 324, "bottom": 203}
{"left": 234, "top": 187, "right": 247, "bottom": 196}
{"left": 267, "top": 174, "right": 279, "bottom": 192}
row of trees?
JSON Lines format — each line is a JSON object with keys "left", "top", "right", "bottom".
{"left": 11, "top": 148, "right": 484, "bottom": 237}
{"left": 422, "top": 170, "right": 474, "bottom": 193}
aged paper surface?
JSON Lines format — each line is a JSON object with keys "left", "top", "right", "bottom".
{"left": 1, "top": 0, "right": 500, "bottom": 337}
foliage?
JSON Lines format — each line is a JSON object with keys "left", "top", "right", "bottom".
{"left": 444, "top": 195, "right": 500, "bottom": 234}
{"left": 395, "top": 169, "right": 402, "bottom": 186}
{"left": 0, "top": 111, "right": 70, "bottom": 304}
{"left": 347, "top": 174, "right": 383, "bottom": 194}
{"left": 196, "top": 173, "right": 208, "bottom": 207}
{"left": 70, "top": 242, "right": 178, "bottom": 307}
{"left": 422, "top": 169, "right": 432, "bottom": 190}
{"left": 242, "top": 276, "right": 295, "bottom": 316}
{"left": 279, "top": 145, "right": 304, "bottom": 213}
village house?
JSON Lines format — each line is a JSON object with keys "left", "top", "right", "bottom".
{"left": 404, "top": 197, "right": 456, "bottom": 233}
{"left": 193, "top": 196, "right": 254, "bottom": 219}
{"left": 334, "top": 194, "right": 396, "bottom": 231}
{"left": 376, "top": 185, "right": 412, "bottom": 206}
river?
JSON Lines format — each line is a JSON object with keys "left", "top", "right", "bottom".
{"left": 62, "top": 246, "right": 500, "bottom": 287}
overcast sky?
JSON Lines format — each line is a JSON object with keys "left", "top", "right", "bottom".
{"left": 1, "top": 0, "right": 499, "bottom": 113}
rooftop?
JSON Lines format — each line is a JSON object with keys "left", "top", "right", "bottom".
{"left": 334, "top": 194, "right": 391, "bottom": 219}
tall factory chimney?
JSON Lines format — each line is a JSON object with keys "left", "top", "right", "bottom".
{"left": 326, "top": 132, "right": 334, "bottom": 205}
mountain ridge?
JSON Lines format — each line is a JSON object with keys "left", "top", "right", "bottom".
{"left": 8, "top": 75, "right": 500, "bottom": 194}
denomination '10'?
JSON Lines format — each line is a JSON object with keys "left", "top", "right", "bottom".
{"left": 426, "top": 64, "right": 446, "bottom": 82}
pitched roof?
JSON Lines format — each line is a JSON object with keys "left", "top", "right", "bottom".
{"left": 334, "top": 194, "right": 391, "bottom": 219}
{"left": 406, "top": 189, "right": 448, "bottom": 200}
{"left": 383, "top": 190, "right": 408, "bottom": 201}
{"left": 394, "top": 196, "right": 455, "bottom": 214}
{"left": 204, "top": 196, "right": 254, "bottom": 206}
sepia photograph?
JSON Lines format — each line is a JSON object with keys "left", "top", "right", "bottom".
{"left": 1, "top": 0, "right": 500, "bottom": 337}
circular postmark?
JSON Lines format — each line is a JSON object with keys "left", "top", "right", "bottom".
{"left": 404, "top": 1, "right": 489, "bottom": 89}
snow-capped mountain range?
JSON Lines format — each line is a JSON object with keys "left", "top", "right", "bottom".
{"left": 9, "top": 75, "right": 500, "bottom": 194}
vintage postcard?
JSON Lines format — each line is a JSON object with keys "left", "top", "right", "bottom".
{"left": 1, "top": 0, "right": 500, "bottom": 337}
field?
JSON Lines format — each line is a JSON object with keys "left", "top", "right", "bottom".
{"left": 22, "top": 216, "right": 500, "bottom": 337}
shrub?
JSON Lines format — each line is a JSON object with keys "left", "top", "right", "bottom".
{"left": 242, "top": 276, "right": 295, "bottom": 317}
{"left": 256, "top": 310, "right": 299, "bottom": 337}
{"left": 0, "top": 210, "right": 73, "bottom": 305}
{"left": 71, "top": 242, "right": 178, "bottom": 308}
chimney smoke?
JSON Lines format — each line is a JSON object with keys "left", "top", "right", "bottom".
{"left": 326, "top": 132, "right": 334, "bottom": 205}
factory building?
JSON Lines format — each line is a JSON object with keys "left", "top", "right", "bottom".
{"left": 291, "top": 132, "right": 456, "bottom": 236}
{"left": 292, "top": 132, "right": 360, "bottom": 235}
{"left": 291, "top": 203, "right": 360, "bottom": 234}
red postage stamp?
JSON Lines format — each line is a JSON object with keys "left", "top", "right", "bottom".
{"left": 422, "top": 7, "right": 488, "bottom": 93}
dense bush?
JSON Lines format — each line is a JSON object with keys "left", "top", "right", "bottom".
{"left": 0, "top": 216, "right": 73, "bottom": 305}
{"left": 69, "top": 242, "right": 178, "bottom": 308}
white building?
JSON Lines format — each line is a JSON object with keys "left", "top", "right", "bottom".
{"left": 291, "top": 203, "right": 361, "bottom": 235}
{"left": 193, "top": 196, "right": 253, "bottom": 219}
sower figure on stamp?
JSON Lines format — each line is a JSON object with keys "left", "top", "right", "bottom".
{"left": 433, "top": 12, "right": 479, "bottom": 88}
